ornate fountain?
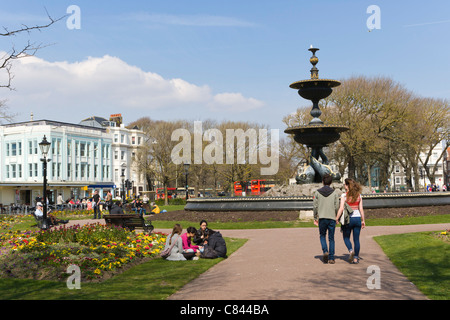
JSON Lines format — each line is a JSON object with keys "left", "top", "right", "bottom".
{"left": 184, "top": 46, "right": 450, "bottom": 212}
{"left": 284, "top": 47, "right": 349, "bottom": 183}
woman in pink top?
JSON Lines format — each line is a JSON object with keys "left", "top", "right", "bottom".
{"left": 181, "top": 227, "right": 202, "bottom": 259}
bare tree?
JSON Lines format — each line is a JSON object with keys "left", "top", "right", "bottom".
{"left": 0, "top": 8, "right": 64, "bottom": 122}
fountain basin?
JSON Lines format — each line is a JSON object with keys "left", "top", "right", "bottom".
{"left": 185, "top": 192, "right": 450, "bottom": 211}
{"left": 284, "top": 124, "right": 349, "bottom": 147}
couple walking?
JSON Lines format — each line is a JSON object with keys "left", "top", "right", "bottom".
{"left": 313, "top": 174, "right": 365, "bottom": 264}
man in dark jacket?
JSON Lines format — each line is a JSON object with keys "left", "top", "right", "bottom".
{"left": 110, "top": 202, "right": 125, "bottom": 215}
{"left": 313, "top": 173, "right": 340, "bottom": 264}
{"left": 201, "top": 230, "right": 227, "bottom": 259}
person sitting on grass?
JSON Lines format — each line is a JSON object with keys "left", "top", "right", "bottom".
{"left": 163, "top": 224, "right": 186, "bottom": 261}
{"left": 34, "top": 202, "right": 68, "bottom": 226}
{"left": 150, "top": 202, "right": 160, "bottom": 214}
{"left": 193, "top": 219, "right": 215, "bottom": 246}
{"left": 181, "top": 226, "right": 203, "bottom": 260}
{"left": 201, "top": 229, "right": 227, "bottom": 259}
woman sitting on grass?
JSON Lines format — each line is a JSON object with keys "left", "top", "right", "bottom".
{"left": 163, "top": 224, "right": 186, "bottom": 261}
{"left": 181, "top": 226, "right": 202, "bottom": 260}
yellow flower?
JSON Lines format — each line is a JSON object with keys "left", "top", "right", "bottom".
{"left": 94, "top": 269, "right": 101, "bottom": 275}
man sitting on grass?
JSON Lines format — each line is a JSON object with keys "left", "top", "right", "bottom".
{"left": 34, "top": 202, "right": 69, "bottom": 226}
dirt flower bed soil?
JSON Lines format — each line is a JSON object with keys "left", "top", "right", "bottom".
{"left": 150, "top": 205, "right": 450, "bottom": 223}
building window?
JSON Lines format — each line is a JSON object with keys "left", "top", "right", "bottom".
{"left": 121, "top": 151, "right": 125, "bottom": 160}
{"left": 29, "top": 163, "right": 33, "bottom": 177}
{"left": 68, "top": 140, "right": 72, "bottom": 156}
{"left": 11, "top": 164, "right": 16, "bottom": 178}
{"left": 68, "top": 163, "right": 72, "bottom": 178}
{"left": 114, "top": 150, "right": 118, "bottom": 160}
{"left": 6, "top": 165, "right": 9, "bottom": 178}
{"left": 81, "top": 163, "right": 86, "bottom": 178}
{"left": 80, "top": 142, "right": 86, "bottom": 157}
{"left": 132, "top": 136, "right": 136, "bottom": 144}
{"left": 6, "top": 143, "right": 9, "bottom": 156}
{"left": 94, "top": 143, "right": 98, "bottom": 158}
{"left": 11, "top": 143, "right": 17, "bottom": 156}
{"left": 34, "top": 163, "right": 38, "bottom": 177}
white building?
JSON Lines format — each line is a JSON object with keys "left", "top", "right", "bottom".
{"left": 0, "top": 114, "right": 147, "bottom": 208}
{"left": 0, "top": 119, "right": 113, "bottom": 207}
{"left": 79, "top": 114, "right": 147, "bottom": 199}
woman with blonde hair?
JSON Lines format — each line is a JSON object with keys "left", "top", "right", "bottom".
{"left": 336, "top": 178, "right": 365, "bottom": 264}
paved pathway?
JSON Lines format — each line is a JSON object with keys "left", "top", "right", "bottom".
{"left": 66, "top": 219, "right": 448, "bottom": 300}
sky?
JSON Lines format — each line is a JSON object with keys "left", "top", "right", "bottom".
{"left": 1, "top": 0, "right": 449, "bottom": 132}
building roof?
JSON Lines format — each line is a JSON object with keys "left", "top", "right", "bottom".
{"left": 0, "top": 119, "right": 107, "bottom": 132}
{"left": 79, "top": 116, "right": 112, "bottom": 128}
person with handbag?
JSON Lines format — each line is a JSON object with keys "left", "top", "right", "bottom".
{"left": 336, "top": 178, "right": 366, "bottom": 264}
{"left": 161, "top": 224, "right": 186, "bottom": 261}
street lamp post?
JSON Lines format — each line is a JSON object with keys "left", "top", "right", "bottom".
{"left": 184, "top": 162, "right": 190, "bottom": 200}
{"left": 121, "top": 173, "right": 126, "bottom": 203}
{"left": 39, "top": 135, "right": 51, "bottom": 230}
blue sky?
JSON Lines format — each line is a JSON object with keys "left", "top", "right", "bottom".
{"left": 1, "top": 0, "right": 449, "bottom": 131}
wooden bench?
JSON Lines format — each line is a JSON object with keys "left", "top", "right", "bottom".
{"left": 103, "top": 214, "right": 154, "bottom": 233}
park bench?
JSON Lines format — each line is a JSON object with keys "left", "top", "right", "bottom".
{"left": 103, "top": 214, "right": 154, "bottom": 233}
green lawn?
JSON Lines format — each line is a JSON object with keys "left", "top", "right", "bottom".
{"left": 374, "top": 231, "right": 449, "bottom": 300}
{"left": 0, "top": 236, "right": 247, "bottom": 300}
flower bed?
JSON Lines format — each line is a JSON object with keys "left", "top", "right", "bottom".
{"left": 0, "top": 223, "right": 167, "bottom": 282}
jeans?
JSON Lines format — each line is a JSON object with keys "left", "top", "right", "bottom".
{"left": 93, "top": 204, "right": 101, "bottom": 219}
{"left": 342, "top": 217, "right": 362, "bottom": 258}
{"left": 319, "top": 219, "right": 336, "bottom": 260}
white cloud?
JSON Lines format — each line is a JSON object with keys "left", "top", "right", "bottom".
{"left": 1, "top": 53, "right": 264, "bottom": 122}
{"left": 211, "top": 92, "right": 264, "bottom": 112}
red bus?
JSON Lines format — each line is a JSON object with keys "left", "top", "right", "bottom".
{"left": 233, "top": 181, "right": 250, "bottom": 196}
{"left": 156, "top": 188, "right": 177, "bottom": 200}
{"left": 250, "top": 179, "right": 275, "bottom": 195}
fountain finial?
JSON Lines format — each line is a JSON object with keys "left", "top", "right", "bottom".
{"left": 308, "top": 47, "right": 319, "bottom": 79}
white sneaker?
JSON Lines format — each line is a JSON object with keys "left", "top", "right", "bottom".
{"left": 193, "top": 256, "right": 199, "bottom": 260}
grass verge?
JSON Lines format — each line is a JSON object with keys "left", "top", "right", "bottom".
{"left": 374, "top": 231, "right": 449, "bottom": 300}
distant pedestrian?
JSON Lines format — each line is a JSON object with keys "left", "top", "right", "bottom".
{"left": 336, "top": 178, "right": 366, "bottom": 264}
{"left": 313, "top": 173, "right": 340, "bottom": 264}
{"left": 105, "top": 191, "right": 113, "bottom": 212}
{"left": 92, "top": 190, "right": 101, "bottom": 219}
